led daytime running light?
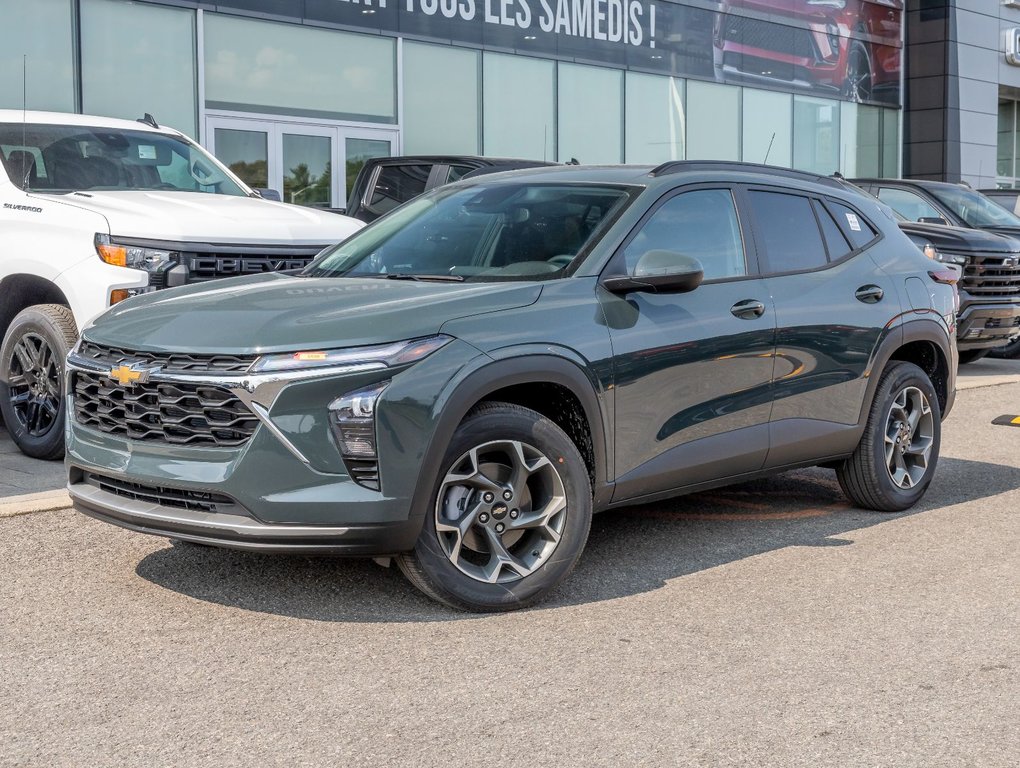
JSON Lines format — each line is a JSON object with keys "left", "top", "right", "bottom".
{"left": 253, "top": 335, "right": 452, "bottom": 374}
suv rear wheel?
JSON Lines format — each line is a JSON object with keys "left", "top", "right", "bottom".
{"left": 398, "top": 402, "right": 592, "bottom": 612}
{"left": 0, "top": 304, "right": 78, "bottom": 460}
{"left": 837, "top": 362, "right": 941, "bottom": 512}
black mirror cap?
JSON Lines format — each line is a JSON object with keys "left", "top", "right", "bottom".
{"left": 602, "top": 251, "right": 705, "bottom": 295}
{"left": 254, "top": 188, "right": 283, "bottom": 202}
{"left": 918, "top": 216, "right": 948, "bottom": 226}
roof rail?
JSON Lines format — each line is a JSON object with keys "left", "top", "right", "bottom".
{"left": 649, "top": 160, "right": 843, "bottom": 189}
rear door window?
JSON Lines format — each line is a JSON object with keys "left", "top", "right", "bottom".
{"left": 747, "top": 190, "right": 827, "bottom": 273}
{"left": 367, "top": 163, "right": 431, "bottom": 216}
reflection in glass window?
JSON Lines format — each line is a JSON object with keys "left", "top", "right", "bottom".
{"left": 204, "top": 14, "right": 396, "bottom": 123}
{"left": 625, "top": 72, "right": 685, "bottom": 164}
{"left": 0, "top": 0, "right": 74, "bottom": 112}
{"left": 876, "top": 188, "right": 944, "bottom": 223}
{"left": 483, "top": 53, "right": 555, "bottom": 160}
{"left": 794, "top": 96, "right": 840, "bottom": 175}
{"left": 367, "top": 165, "right": 431, "bottom": 217}
{"left": 557, "top": 64, "right": 622, "bottom": 164}
{"left": 283, "top": 134, "right": 331, "bottom": 208}
{"left": 82, "top": 0, "right": 197, "bottom": 136}
{"left": 748, "top": 191, "right": 827, "bottom": 273}
{"left": 742, "top": 89, "right": 792, "bottom": 167}
{"left": 404, "top": 43, "right": 480, "bottom": 155}
{"left": 686, "top": 81, "right": 740, "bottom": 161}
{"left": 623, "top": 190, "right": 745, "bottom": 280}
{"left": 214, "top": 128, "right": 267, "bottom": 189}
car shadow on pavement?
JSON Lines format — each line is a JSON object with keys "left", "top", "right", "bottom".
{"left": 134, "top": 456, "right": 1020, "bottom": 622}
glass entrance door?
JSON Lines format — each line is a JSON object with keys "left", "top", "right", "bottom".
{"left": 205, "top": 116, "right": 397, "bottom": 210}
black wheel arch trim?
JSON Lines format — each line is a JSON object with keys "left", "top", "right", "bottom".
{"left": 407, "top": 350, "right": 612, "bottom": 535}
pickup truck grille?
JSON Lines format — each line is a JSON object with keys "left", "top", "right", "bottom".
{"left": 78, "top": 341, "right": 256, "bottom": 374}
{"left": 955, "top": 253, "right": 1020, "bottom": 297}
{"left": 73, "top": 371, "right": 259, "bottom": 447}
{"left": 175, "top": 245, "right": 327, "bottom": 283}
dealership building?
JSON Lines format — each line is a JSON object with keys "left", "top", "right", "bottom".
{"left": 3, "top": 0, "right": 910, "bottom": 209}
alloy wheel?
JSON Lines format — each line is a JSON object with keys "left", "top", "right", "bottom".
{"left": 844, "top": 47, "right": 873, "bottom": 103}
{"left": 435, "top": 440, "right": 567, "bottom": 584}
{"left": 6, "top": 332, "right": 61, "bottom": 437}
{"left": 884, "top": 386, "right": 934, "bottom": 490}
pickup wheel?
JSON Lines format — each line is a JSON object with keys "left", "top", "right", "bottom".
{"left": 0, "top": 305, "right": 78, "bottom": 460}
{"left": 397, "top": 402, "right": 592, "bottom": 612}
{"left": 837, "top": 362, "right": 941, "bottom": 512}
{"left": 957, "top": 349, "right": 989, "bottom": 365}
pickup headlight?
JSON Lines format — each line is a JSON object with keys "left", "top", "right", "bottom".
{"left": 250, "top": 335, "right": 452, "bottom": 374}
{"left": 95, "top": 234, "right": 177, "bottom": 270}
{"left": 935, "top": 251, "right": 967, "bottom": 266}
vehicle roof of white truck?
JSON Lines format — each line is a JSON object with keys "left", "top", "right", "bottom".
{"left": 0, "top": 110, "right": 183, "bottom": 135}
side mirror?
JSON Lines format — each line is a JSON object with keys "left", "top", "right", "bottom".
{"left": 602, "top": 250, "right": 705, "bottom": 294}
{"left": 918, "top": 216, "right": 948, "bottom": 226}
{"left": 254, "top": 188, "right": 282, "bottom": 202}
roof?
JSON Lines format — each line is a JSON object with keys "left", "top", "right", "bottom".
{"left": 851, "top": 177, "right": 970, "bottom": 192}
{"left": 0, "top": 110, "right": 184, "bottom": 136}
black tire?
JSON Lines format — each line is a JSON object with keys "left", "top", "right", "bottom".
{"left": 397, "top": 402, "right": 592, "bottom": 612}
{"left": 0, "top": 304, "right": 77, "bottom": 460}
{"left": 837, "top": 362, "right": 941, "bottom": 512}
{"left": 842, "top": 42, "right": 873, "bottom": 103}
{"left": 957, "top": 349, "right": 989, "bottom": 365}
{"left": 987, "top": 337, "right": 1020, "bottom": 360}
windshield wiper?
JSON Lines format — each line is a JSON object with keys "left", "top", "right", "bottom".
{"left": 384, "top": 273, "right": 465, "bottom": 282}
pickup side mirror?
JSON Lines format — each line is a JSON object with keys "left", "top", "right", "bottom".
{"left": 602, "top": 250, "right": 705, "bottom": 294}
{"left": 918, "top": 216, "right": 948, "bottom": 226}
{"left": 254, "top": 188, "right": 282, "bottom": 202}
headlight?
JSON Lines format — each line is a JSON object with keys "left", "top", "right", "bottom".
{"left": 936, "top": 251, "right": 967, "bottom": 266}
{"left": 250, "top": 335, "right": 452, "bottom": 374}
{"left": 95, "top": 233, "right": 176, "bottom": 270}
{"left": 328, "top": 381, "right": 388, "bottom": 459}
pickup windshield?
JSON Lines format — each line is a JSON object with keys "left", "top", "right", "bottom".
{"left": 927, "top": 184, "right": 1020, "bottom": 228}
{"left": 304, "top": 182, "right": 633, "bottom": 282}
{"left": 0, "top": 123, "right": 247, "bottom": 196}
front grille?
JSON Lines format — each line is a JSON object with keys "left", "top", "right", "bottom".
{"left": 956, "top": 253, "right": 1020, "bottom": 297}
{"left": 78, "top": 341, "right": 256, "bottom": 374}
{"left": 720, "top": 14, "right": 816, "bottom": 60}
{"left": 179, "top": 246, "right": 326, "bottom": 282}
{"left": 82, "top": 471, "right": 237, "bottom": 513}
{"left": 73, "top": 371, "right": 259, "bottom": 447}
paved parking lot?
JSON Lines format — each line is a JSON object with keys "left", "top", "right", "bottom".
{"left": 0, "top": 421, "right": 65, "bottom": 498}
{"left": 1, "top": 360, "right": 1018, "bottom": 766}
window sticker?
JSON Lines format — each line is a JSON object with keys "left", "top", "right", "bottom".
{"left": 845, "top": 212, "right": 862, "bottom": 231}
{"left": 138, "top": 145, "right": 157, "bottom": 160}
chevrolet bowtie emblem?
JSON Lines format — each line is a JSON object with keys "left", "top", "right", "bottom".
{"left": 108, "top": 363, "right": 156, "bottom": 387}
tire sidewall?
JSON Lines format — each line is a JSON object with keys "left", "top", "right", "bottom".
{"left": 867, "top": 363, "right": 942, "bottom": 508}
{"left": 411, "top": 406, "right": 592, "bottom": 611}
{"left": 0, "top": 308, "right": 73, "bottom": 458}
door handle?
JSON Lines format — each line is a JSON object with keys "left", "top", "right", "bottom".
{"left": 855, "top": 284, "right": 884, "bottom": 304}
{"left": 730, "top": 299, "right": 766, "bottom": 319}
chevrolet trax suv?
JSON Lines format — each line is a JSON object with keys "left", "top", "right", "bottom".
{"left": 67, "top": 163, "right": 957, "bottom": 611}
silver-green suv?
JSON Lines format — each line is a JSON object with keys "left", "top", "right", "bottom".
{"left": 66, "top": 162, "right": 958, "bottom": 611}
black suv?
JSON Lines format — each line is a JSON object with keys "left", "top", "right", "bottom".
{"left": 68, "top": 163, "right": 957, "bottom": 612}
{"left": 344, "top": 155, "right": 554, "bottom": 222}
{"left": 854, "top": 179, "right": 1020, "bottom": 362}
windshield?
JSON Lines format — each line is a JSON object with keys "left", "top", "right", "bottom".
{"left": 0, "top": 123, "right": 247, "bottom": 196}
{"left": 927, "top": 185, "right": 1020, "bottom": 228}
{"left": 303, "top": 182, "right": 634, "bottom": 282}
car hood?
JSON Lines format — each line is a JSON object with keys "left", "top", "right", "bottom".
{"left": 83, "top": 273, "right": 543, "bottom": 354}
{"left": 897, "top": 221, "right": 1020, "bottom": 254}
{"left": 30, "top": 190, "right": 362, "bottom": 244}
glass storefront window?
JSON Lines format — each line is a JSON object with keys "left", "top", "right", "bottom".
{"left": 0, "top": 0, "right": 74, "bottom": 112}
{"left": 624, "top": 72, "right": 685, "bottom": 164}
{"left": 346, "top": 138, "right": 392, "bottom": 206}
{"left": 482, "top": 53, "right": 555, "bottom": 161}
{"left": 1000, "top": 101, "right": 1016, "bottom": 179}
{"left": 855, "top": 105, "right": 881, "bottom": 177}
{"left": 404, "top": 43, "right": 479, "bottom": 156}
{"left": 686, "top": 81, "right": 740, "bottom": 161}
{"left": 282, "top": 133, "right": 330, "bottom": 208}
{"left": 81, "top": 0, "right": 197, "bottom": 136}
{"left": 204, "top": 14, "right": 396, "bottom": 123}
{"left": 214, "top": 128, "right": 268, "bottom": 189}
{"left": 793, "top": 96, "right": 840, "bottom": 175}
{"left": 557, "top": 64, "right": 622, "bottom": 164}
{"left": 742, "top": 89, "right": 791, "bottom": 167}
{"left": 881, "top": 108, "right": 899, "bottom": 177}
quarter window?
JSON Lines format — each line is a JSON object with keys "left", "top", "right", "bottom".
{"left": 829, "top": 202, "right": 878, "bottom": 249}
{"left": 367, "top": 164, "right": 430, "bottom": 216}
{"left": 748, "top": 191, "right": 827, "bottom": 273}
{"left": 877, "top": 187, "right": 945, "bottom": 223}
{"left": 813, "top": 200, "right": 851, "bottom": 261}
{"left": 622, "top": 189, "right": 746, "bottom": 280}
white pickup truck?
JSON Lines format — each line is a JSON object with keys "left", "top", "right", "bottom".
{"left": 0, "top": 111, "right": 363, "bottom": 459}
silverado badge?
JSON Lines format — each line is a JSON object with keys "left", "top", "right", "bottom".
{"left": 107, "top": 363, "right": 157, "bottom": 387}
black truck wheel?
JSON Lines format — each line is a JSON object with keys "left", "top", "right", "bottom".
{"left": 398, "top": 402, "right": 592, "bottom": 612}
{"left": 987, "top": 337, "right": 1020, "bottom": 360}
{"left": 957, "top": 349, "right": 989, "bottom": 365}
{"left": 0, "top": 305, "right": 78, "bottom": 460}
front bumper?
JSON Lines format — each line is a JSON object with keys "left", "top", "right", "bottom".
{"left": 956, "top": 301, "right": 1020, "bottom": 350}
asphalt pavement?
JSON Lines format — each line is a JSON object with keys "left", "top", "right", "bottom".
{"left": 1, "top": 364, "right": 1018, "bottom": 767}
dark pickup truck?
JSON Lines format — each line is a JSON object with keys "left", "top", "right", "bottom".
{"left": 343, "top": 155, "right": 554, "bottom": 223}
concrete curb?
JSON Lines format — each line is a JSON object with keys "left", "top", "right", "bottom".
{"left": 0, "top": 489, "right": 71, "bottom": 519}
{"left": 957, "top": 376, "right": 1020, "bottom": 391}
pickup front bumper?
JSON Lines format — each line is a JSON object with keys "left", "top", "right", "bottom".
{"left": 956, "top": 302, "right": 1020, "bottom": 350}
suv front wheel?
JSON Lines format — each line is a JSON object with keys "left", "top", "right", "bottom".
{"left": 0, "top": 304, "right": 78, "bottom": 460}
{"left": 398, "top": 402, "right": 592, "bottom": 612}
{"left": 837, "top": 362, "right": 941, "bottom": 512}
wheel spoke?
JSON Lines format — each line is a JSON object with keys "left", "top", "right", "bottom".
{"left": 508, "top": 441, "right": 551, "bottom": 495}
{"left": 9, "top": 390, "right": 31, "bottom": 407}
{"left": 480, "top": 526, "right": 530, "bottom": 583}
{"left": 12, "top": 341, "right": 36, "bottom": 377}
{"left": 444, "top": 447, "right": 503, "bottom": 493}
{"left": 884, "top": 431, "right": 897, "bottom": 468}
